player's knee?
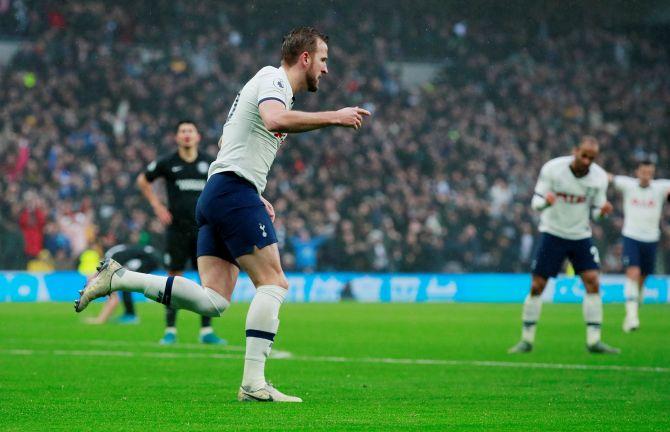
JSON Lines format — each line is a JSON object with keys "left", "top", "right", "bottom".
{"left": 626, "top": 266, "right": 641, "bottom": 280}
{"left": 250, "top": 268, "right": 288, "bottom": 289}
{"left": 582, "top": 276, "right": 599, "bottom": 293}
{"left": 201, "top": 287, "right": 230, "bottom": 317}
{"left": 530, "top": 276, "right": 547, "bottom": 296}
{"left": 276, "top": 273, "right": 289, "bottom": 290}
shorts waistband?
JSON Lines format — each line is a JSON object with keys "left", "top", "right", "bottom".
{"left": 216, "top": 171, "right": 256, "bottom": 190}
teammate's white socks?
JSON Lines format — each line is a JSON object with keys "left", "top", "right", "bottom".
{"left": 111, "top": 269, "right": 229, "bottom": 317}
{"left": 242, "top": 285, "right": 287, "bottom": 391}
{"left": 583, "top": 293, "right": 603, "bottom": 346}
{"left": 521, "top": 294, "right": 542, "bottom": 344}
{"left": 624, "top": 277, "right": 640, "bottom": 321}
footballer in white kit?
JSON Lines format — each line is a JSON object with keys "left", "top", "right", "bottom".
{"left": 75, "top": 27, "right": 370, "bottom": 402}
{"left": 509, "top": 137, "right": 620, "bottom": 354}
{"left": 610, "top": 160, "right": 670, "bottom": 332}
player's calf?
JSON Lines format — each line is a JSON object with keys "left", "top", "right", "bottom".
{"left": 75, "top": 259, "right": 230, "bottom": 317}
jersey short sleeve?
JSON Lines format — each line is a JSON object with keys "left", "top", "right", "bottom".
{"left": 144, "top": 158, "right": 168, "bottom": 182}
{"left": 657, "top": 179, "right": 670, "bottom": 194}
{"left": 534, "top": 162, "right": 554, "bottom": 197}
{"left": 613, "top": 175, "right": 635, "bottom": 193}
{"left": 257, "top": 69, "right": 289, "bottom": 107}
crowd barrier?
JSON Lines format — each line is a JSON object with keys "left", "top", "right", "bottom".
{"left": 1, "top": 271, "right": 669, "bottom": 303}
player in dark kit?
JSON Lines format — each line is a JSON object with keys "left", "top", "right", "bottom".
{"left": 84, "top": 240, "right": 162, "bottom": 324}
{"left": 136, "top": 120, "right": 225, "bottom": 345}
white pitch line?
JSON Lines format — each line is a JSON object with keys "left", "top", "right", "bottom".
{"left": 2, "top": 337, "right": 294, "bottom": 358}
{"left": 1, "top": 348, "right": 668, "bottom": 374}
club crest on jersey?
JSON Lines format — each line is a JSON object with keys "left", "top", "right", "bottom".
{"left": 273, "top": 131, "right": 288, "bottom": 144}
{"left": 198, "top": 161, "right": 208, "bottom": 174}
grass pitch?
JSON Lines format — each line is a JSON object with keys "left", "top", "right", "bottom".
{"left": 0, "top": 302, "right": 668, "bottom": 431}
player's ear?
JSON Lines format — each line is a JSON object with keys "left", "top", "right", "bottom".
{"left": 301, "top": 51, "right": 310, "bottom": 67}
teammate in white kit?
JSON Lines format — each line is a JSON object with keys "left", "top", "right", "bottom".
{"left": 609, "top": 160, "right": 670, "bottom": 332}
{"left": 509, "top": 137, "right": 620, "bottom": 354}
{"left": 75, "top": 27, "right": 370, "bottom": 402}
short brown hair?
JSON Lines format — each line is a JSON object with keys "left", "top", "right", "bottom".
{"left": 281, "top": 27, "right": 329, "bottom": 66}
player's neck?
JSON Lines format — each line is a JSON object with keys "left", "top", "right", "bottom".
{"left": 569, "top": 162, "right": 589, "bottom": 178}
{"left": 178, "top": 146, "right": 198, "bottom": 162}
{"left": 282, "top": 64, "right": 305, "bottom": 94}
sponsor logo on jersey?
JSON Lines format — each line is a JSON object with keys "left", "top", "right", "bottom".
{"left": 274, "top": 78, "right": 285, "bottom": 89}
{"left": 631, "top": 198, "right": 656, "bottom": 208}
{"left": 175, "top": 179, "right": 206, "bottom": 191}
{"left": 556, "top": 192, "right": 586, "bottom": 203}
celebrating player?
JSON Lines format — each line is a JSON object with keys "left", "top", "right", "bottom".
{"left": 136, "top": 121, "right": 225, "bottom": 345}
{"left": 75, "top": 26, "right": 370, "bottom": 402}
{"left": 609, "top": 160, "right": 670, "bottom": 332}
{"left": 508, "top": 136, "right": 620, "bottom": 354}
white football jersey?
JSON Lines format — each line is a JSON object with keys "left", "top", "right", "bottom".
{"left": 614, "top": 176, "right": 670, "bottom": 242}
{"left": 209, "top": 66, "right": 294, "bottom": 193}
{"left": 533, "top": 156, "right": 609, "bottom": 240}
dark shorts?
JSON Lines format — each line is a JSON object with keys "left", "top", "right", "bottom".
{"left": 622, "top": 236, "right": 658, "bottom": 275}
{"left": 195, "top": 172, "right": 277, "bottom": 266}
{"left": 531, "top": 232, "right": 600, "bottom": 279}
{"left": 165, "top": 225, "right": 198, "bottom": 271}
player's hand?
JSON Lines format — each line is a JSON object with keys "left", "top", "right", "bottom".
{"left": 154, "top": 204, "right": 173, "bottom": 225}
{"left": 545, "top": 192, "right": 556, "bottom": 206}
{"left": 600, "top": 201, "right": 613, "bottom": 216}
{"left": 260, "top": 195, "right": 275, "bottom": 222}
{"left": 335, "top": 107, "right": 371, "bottom": 130}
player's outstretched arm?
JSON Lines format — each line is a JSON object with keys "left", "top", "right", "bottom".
{"left": 259, "top": 100, "right": 370, "bottom": 133}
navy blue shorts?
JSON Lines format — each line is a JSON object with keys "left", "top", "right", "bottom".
{"left": 622, "top": 236, "right": 658, "bottom": 275}
{"left": 531, "top": 232, "right": 600, "bottom": 278}
{"left": 195, "top": 172, "right": 278, "bottom": 266}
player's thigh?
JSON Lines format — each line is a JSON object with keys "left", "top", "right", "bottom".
{"left": 237, "top": 244, "right": 288, "bottom": 289}
{"left": 639, "top": 241, "right": 658, "bottom": 277}
{"left": 531, "top": 233, "right": 568, "bottom": 279}
{"left": 622, "top": 236, "right": 641, "bottom": 271}
{"left": 568, "top": 238, "right": 600, "bottom": 275}
{"left": 197, "top": 255, "right": 239, "bottom": 301}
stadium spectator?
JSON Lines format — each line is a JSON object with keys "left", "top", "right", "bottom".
{"left": 17, "top": 191, "right": 46, "bottom": 259}
{"left": 0, "top": 1, "right": 668, "bottom": 273}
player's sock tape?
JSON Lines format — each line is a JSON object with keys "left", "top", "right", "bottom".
{"left": 162, "top": 276, "right": 174, "bottom": 306}
{"left": 246, "top": 329, "right": 276, "bottom": 341}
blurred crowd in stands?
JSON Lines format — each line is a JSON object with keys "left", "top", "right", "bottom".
{"left": 1, "top": 1, "right": 669, "bottom": 273}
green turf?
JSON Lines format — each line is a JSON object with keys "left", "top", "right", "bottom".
{"left": 0, "top": 302, "right": 668, "bottom": 431}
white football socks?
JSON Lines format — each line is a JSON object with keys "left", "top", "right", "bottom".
{"left": 242, "top": 285, "right": 287, "bottom": 391}
{"left": 583, "top": 293, "right": 603, "bottom": 346}
{"left": 111, "top": 269, "right": 229, "bottom": 317}
{"left": 624, "top": 277, "right": 640, "bottom": 321}
{"left": 521, "top": 294, "right": 542, "bottom": 344}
